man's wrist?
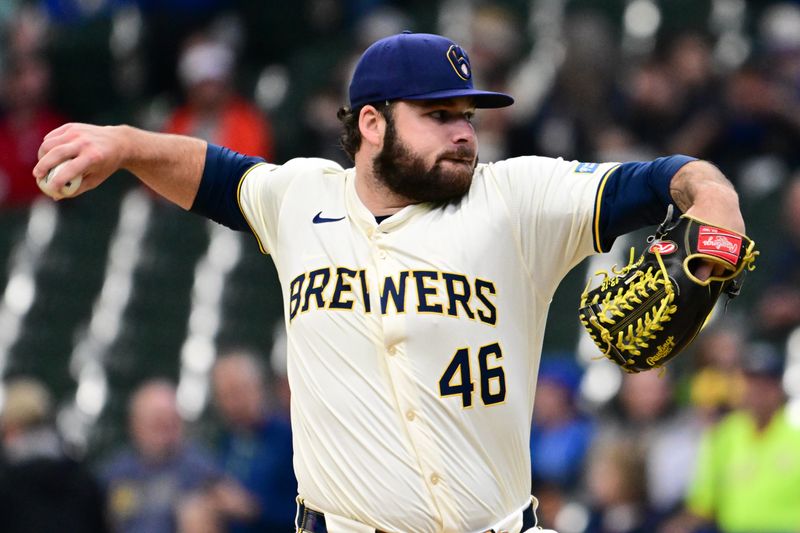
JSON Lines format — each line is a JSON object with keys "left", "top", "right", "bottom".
{"left": 670, "top": 160, "right": 736, "bottom": 212}
{"left": 114, "top": 124, "right": 139, "bottom": 171}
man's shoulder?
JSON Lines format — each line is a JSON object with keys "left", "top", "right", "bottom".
{"left": 476, "top": 155, "right": 576, "bottom": 182}
{"left": 479, "top": 154, "right": 554, "bottom": 171}
{"left": 280, "top": 157, "right": 347, "bottom": 175}
{"left": 248, "top": 157, "right": 348, "bottom": 188}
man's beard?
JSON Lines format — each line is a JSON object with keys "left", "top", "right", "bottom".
{"left": 372, "top": 116, "right": 477, "bottom": 203}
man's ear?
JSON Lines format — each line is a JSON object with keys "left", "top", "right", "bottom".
{"left": 359, "top": 105, "right": 386, "bottom": 148}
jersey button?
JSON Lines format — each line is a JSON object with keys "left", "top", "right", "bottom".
{"left": 378, "top": 250, "right": 387, "bottom": 259}
{"left": 406, "top": 410, "right": 416, "bottom": 421}
{"left": 387, "top": 345, "right": 397, "bottom": 356}
{"left": 430, "top": 474, "right": 440, "bottom": 485}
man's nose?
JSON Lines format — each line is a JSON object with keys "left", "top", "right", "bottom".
{"left": 451, "top": 119, "right": 476, "bottom": 145}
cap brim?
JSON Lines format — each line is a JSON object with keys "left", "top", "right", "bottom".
{"left": 401, "top": 88, "right": 514, "bottom": 108}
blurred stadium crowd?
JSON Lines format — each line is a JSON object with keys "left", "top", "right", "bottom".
{"left": 0, "top": 0, "right": 799, "bottom": 532}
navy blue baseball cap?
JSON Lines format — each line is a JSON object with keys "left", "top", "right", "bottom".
{"left": 348, "top": 32, "right": 514, "bottom": 109}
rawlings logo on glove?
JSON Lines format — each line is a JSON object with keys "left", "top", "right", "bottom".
{"left": 578, "top": 207, "right": 758, "bottom": 373}
{"left": 697, "top": 227, "right": 742, "bottom": 262}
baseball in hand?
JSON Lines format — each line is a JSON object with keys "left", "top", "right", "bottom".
{"left": 38, "top": 161, "right": 83, "bottom": 198}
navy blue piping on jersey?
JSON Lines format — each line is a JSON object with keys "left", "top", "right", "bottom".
{"left": 593, "top": 155, "right": 697, "bottom": 252}
{"left": 190, "top": 143, "right": 265, "bottom": 232}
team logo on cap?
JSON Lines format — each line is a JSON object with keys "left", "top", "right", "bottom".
{"left": 447, "top": 45, "right": 471, "bottom": 81}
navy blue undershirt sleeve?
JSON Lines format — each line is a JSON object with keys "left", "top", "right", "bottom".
{"left": 190, "top": 144, "right": 266, "bottom": 231}
{"left": 594, "top": 155, "right": 697, "bottom": 252}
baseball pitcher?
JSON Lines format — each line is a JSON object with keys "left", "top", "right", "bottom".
{"left": 35, "top": 32, "right": 754, "bottom": 533}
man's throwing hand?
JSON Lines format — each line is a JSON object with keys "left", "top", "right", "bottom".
{"left": 33, "top": 123, "right": 128, "bottom": 200}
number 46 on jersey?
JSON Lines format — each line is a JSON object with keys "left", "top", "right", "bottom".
{"left": 439, "top": 342, "right": 506, "bottom": 408}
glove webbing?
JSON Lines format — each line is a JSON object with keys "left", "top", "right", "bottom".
{"left": 580, "top": 249, "right": 678, "bottom": 367}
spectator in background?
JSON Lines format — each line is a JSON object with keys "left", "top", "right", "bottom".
{"left": 133, "top": 0, "right": 233, "bottom": 99}
{"left": 0, "top": 53, "right": 67, "bottom": 207}
{"left": 529, "top": 357, "right": 594, "bottom": 531}
{"left": 681, "top": 343, "right": 800, "bottom": 533}
{"left": 616, "top": 59, "right": 688, "bottom": 157}
{"left": 177, "top": 349, "right": 296, "bottom": 532}
{"left": 298, "top": 6, "right": 412, "bottom": 166}
{"left": 756, "top": 175, "right": 800, "bottom": 339}
{"left": 100, "top": 379, "right": 222, "bottom": 533}
{"left": 662, "top": 32, "right": 721, "bottom": 158}
{"left": 596, "top": 370, "right": 704, "bottom": 518}
{"left": 707, "top": 63, "right": 800, "bottom": 181}
{"left": 584, "top": 438, "right": 659, "bottom": 533}
{"left": 268, "top": 323, "right": 291, "bottom": 421}
{"left": 463, "top": 3, "right": 522, "bottom": 163}
{"left": 209, "top": 349, "right": 295, "bottom": 532}
{"left": 163, "top": 35, "right": 274, "bottom": 159}
{"left": 5, "top": 2, "right": 49, "bottom": 57}
{"left": 759, "top": 2, "right": 800, "bottom": 130}
{"left": 592, "top": 32, "right": 719, "bottom": 165}
{"left": 507, "top": 10, "right": 618, "bottom": 162}
{"left": 687, "top": 326, "right": 746, "bottom": 421}
{"left": 0, "top": 377, "right": 107, "bottom": 533}
{"left": 530, "top": 356, "right": 594, "bottom": 492}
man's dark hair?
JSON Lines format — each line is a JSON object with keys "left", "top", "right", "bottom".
{"left": 336, "top": 101, "right": 393, "bottom": 162}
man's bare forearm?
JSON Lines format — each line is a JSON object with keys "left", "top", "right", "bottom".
{"left": 670, "top": 160, "right": 744, "bottom": 233}
{"left": 34, "top": 123, "right": 207, "bottom": 208}
{"left": 118, "top": 126, "right": 206, "bottom": 209}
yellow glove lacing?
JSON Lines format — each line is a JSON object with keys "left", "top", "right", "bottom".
{"left": 580, "top": 248, "right": 678, "bottom": 361}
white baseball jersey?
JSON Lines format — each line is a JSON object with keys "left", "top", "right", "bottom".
{"left": 237, "top": 156, "right": 618, "bottom": 532}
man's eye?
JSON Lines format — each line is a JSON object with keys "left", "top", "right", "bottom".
{"left": 428, "top": 110, "right": 475, "bottom": 122}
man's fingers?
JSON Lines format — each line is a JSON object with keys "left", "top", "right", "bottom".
{"left": 42, "top": 122, "right": 76, "bottom": 141}
{"left": 33, "top": 142, "right": 81, "bottom": 180}
{"left": 693, "top": 261, "right": 727, "bottom": 281}
{"left": 33, "top": 149, "right": 94, "bottom": 200}
{"left": 694, "top": 262, "right": 713, "bottom": 281}
{"left": 37, "top": 130, "right": 71, "bottom": 161}
{"left": 37, "top": 123, "right": 84, "bottom": 172}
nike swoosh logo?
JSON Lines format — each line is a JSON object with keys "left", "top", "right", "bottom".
{"left": 312, "top": 211, "right": 346, "bottom": 224}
